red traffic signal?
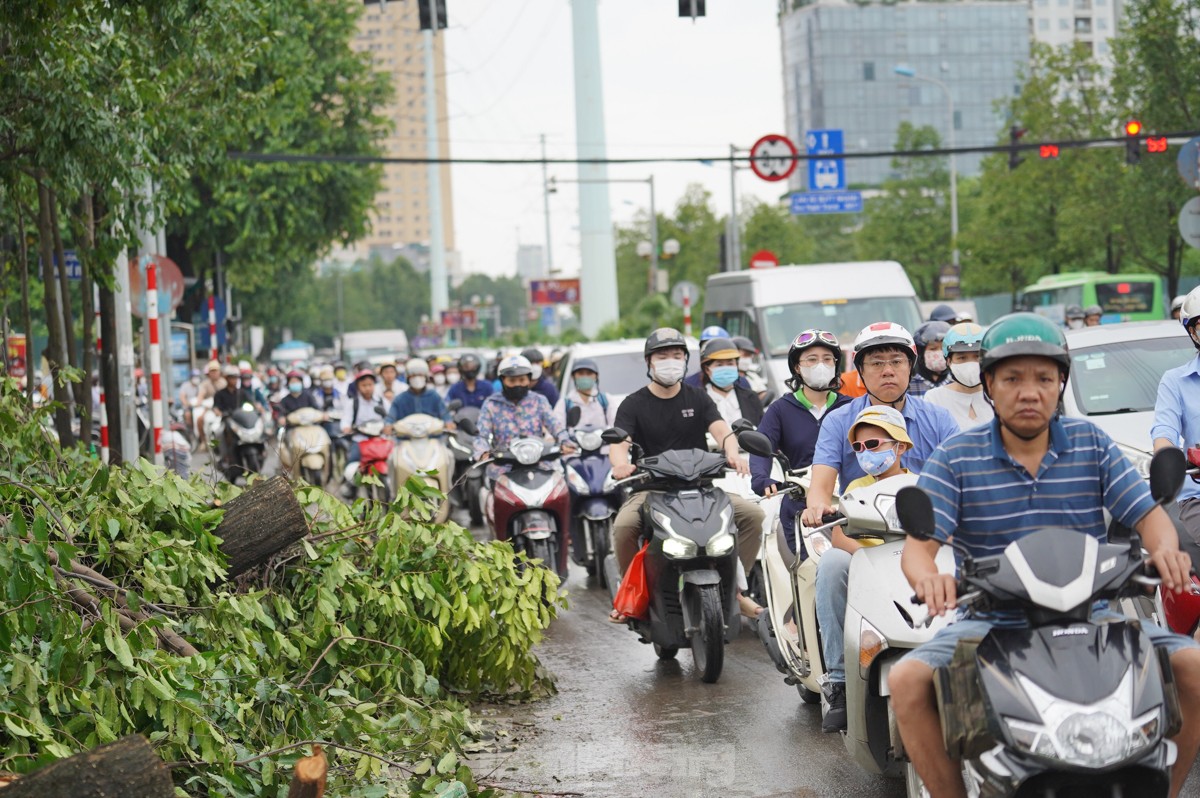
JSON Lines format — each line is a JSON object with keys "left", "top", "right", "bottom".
{"left": 1125, "top": 120, "right": 1143, "bottom": 137}
{"left": 1039, "top": 144, "right": 1060, "bottom": 160}
{"left": 1147, "top": 136, "right": 1169, "bottom": 153}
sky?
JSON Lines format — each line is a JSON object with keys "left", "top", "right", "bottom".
{"left": 442, "top": 0, "right": 789, "bottom": 279}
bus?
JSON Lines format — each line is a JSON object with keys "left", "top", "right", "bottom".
{"left": 1016, "top": 272, "right": 1165, "bottom": 323}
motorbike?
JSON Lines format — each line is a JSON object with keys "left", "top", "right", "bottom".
{"left": 563, "top": 408, "right": 622, "bottom": 587}
{"left": 446, "top": 401, "right": 484, "bottom": 526}
{"left": 343, "top": 419, "right": 393, "bottom": 503}
{"left": 390, "top": 413, "right": 454, "bottom": 523}
{"left": 277, "top": 407, "right": 334, "bottom": 486}
{"left": 896, "top": 447, "right": 1187, "bottom": 798}
{"left": 480, "top": 436, "right": 571, "bottom": 580}
{"left": 737, "top": 428, "right": 831, "bottom": 705}
{"left": 213, "top": 402, "right": 267, "bottom": 482}
{"left": 599, "top": 428, "right": 741, "bottom": 684}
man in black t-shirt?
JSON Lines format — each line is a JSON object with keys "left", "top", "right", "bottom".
{"left": 609, "top": 328, "right": 764, "bottom": 620}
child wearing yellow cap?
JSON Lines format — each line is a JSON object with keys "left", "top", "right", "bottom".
{"left": 843, "top": 404, "right": 912, "bottom": 493}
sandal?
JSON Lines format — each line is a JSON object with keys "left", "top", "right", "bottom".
{"left": 608, "top": 609, "right": 629, "bottom": 624}
{"left": 738, "top": 593, "right": 764, "bottom": 619}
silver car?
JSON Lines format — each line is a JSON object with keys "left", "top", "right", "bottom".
{"left": 1063, "top": 320, "right": 1194, "bottom": 478}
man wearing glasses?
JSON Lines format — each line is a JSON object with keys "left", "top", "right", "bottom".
{"left": 799, "top": 322, "right": 959, "bottom": 733}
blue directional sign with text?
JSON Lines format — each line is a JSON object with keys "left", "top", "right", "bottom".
{"left": 790, "top": 191, "right": 863, "bottom": 215}
{"left": 806, "top": 129, "right": 846, "bottom": 191}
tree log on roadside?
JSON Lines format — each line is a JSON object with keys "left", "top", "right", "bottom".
{"left": 0, "top": 735, "right": 173, "bottom": 798}
{"left": 285, "top": 744, "right": 327, "bottom": 798}
{"left": 216, "top": 475, "right": 308, "bottom": 580}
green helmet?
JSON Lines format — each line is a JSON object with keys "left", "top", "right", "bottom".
{"left": 980, "top": 312, "right": 1070, "bottom": 376}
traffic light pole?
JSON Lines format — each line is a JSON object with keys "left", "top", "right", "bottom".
{"left": 424, "top": 28, "right": 449, "bottom": 320}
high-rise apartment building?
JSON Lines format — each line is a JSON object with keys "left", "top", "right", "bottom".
{"left": 1029, "top": 0, "right": 1120, "bottom": 59}
{"left": 780, "top": 0, "right": 1029, "bottom": 187}
{"left": 347, "top": 2, "right": 457, "bottom": 278}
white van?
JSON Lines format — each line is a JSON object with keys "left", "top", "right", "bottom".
{"left": 339, "top": 329, "right": 410, "bottom": 364}
{"left": 703, "top": 262, "right": 923, "bottom": 396}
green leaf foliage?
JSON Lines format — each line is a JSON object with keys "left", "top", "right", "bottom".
{"left": 0, "top": 378, "right": 560, "bottom": 796}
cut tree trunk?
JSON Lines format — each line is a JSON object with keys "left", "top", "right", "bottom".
{"left": 0, "top": 735, "right": 173, "bottom": 798}
{"left": 285, "top": 744, "right": 327, "bottom": 798}
{"left": 216, "top": 476, "right": 309, "bottom": 580}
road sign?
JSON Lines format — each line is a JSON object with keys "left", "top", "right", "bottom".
{"left": 805, "top": 129, "right": 845, "bottom": 191}
{"left": 1179, "top": 197, "right": 1200, "bottom": 250}
{"left": 749, "top": 250, "right": 779, "bottom": 269}
{"left": 749, "top": 134, "right": 798, "bottom": 182}
{"left": 790, "top": 191, "right": 863, "bottom": 215}
{"left": 440, "top": 308, "right": 478, "bottom": 328}
{"left": 130, "top": 254, "right": 185, "bottom": 318}
{"left": 530, "top": 278, "right": 581, "bottom": 305}
{"left": 670, "top": 280, "right": 701, "bottom": 308}
{"left": 1178, "top": 137, "right": 1200, "bottom": 189}
{"left": 44, "top": 250, "right": 82, "bottom": 280}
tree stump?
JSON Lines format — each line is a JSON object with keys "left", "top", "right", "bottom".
{"left": 0, "top": 735, "right": 173, "bottom": 798}
{"left": 285, "top": 744, "right": 327, "bottom": 798}
{"left": 216, "top": 476, "right": 308, "bottom": 580}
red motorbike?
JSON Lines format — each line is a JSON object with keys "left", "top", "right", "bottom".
{"left": 347, "top": 420, "right": 393, "bottom": 503}
{"left": 481, "top": 437, "right": 572, "bottom": 580}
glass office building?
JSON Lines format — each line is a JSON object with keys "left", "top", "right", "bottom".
{"left": 780, "top": 1, "right": 1030, "bottom": 187}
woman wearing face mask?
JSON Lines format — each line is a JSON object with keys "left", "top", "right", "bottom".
{"left": 749, "top": 330, "right": 853, "bottom": 554}
{"left": 922, "top": 322, "right": 994, "bottom": 431}
{"left": 277, "top": 370, "right": 322, "bottom": 416}
{"left": 430, "top": 363, "right": 450, "bottom": 399}
{"left": 699, "top": 337, "right": 764, "bottom": 428}
{"left": 908, "top": 320, "right": 952, "bottom": 398}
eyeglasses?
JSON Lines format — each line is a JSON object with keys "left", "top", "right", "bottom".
{"left": 851, "top": 438, "right": 896, "bottom": 453}
{"left": 799, "top": 355, "right": 837, "bottom": 367}
{"left": 862, "top": 357, "right": 908, "bottom": 371}
{"left": 794, "top": 330, "right": 839, "bottom": 348}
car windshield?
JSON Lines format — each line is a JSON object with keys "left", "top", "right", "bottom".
{"left": 1069, "top": 335, "right": 1193, "bottom": 414}
{"left": 572, "top": 349, "right": 699, "bottom": 396}
{"left": 759, "top": 297, "right": 924, "bottom": 356}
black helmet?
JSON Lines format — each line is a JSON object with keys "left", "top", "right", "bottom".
{"left": 571, "top": 357, "right": 600, "bottom": 374}
{"left": 928, "top": 304, "right": 957, "bottom": 323}
{"left": 913, "top": 320, "right": 951, "bottom": 350}
{"left": 521, "top": 347, "right": 544, "bottom": 364}
{"left": 458, "top": 352, "right": 481, "bottom": 375}
{"left": 731, "top": 336, "right": 756, "bottom": 354}
{"left": 644, "top": 327, "right": 689, "bottom": 359}
{"left": 700, "top": 337, "right": 740, "bottom": 364}
{"left": 787, "top": 329, "right": 843, "bottom": 376}
{"left": 1065, "top": 304, "right": 1085, "bottom": 321}
{"left": 980, "top": 312, "right": 1070, "bottom": 376}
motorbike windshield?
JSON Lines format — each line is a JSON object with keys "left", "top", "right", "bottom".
{"left": 640, "top": 449, "right": 727, "bottom": 483}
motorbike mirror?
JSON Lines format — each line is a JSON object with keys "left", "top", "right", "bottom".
{"left": 446, "top": 398, "right": 463, "bottom": 413}
{"left": 458, "top": 417, "right": 478, "bottom": 436}
{"left": 374, "top": 405, "right": 386, "bottom": 417}
{"left": 895, "top": 486, "right": 937, "bottom": 541}
{"left": 601, "top": 427, "right": 630, "bottom": 445}
{"left": 1150, "top": 447, "right": 1187, "bottom": 506}
{"left": 730, "top": 418, "right": 756, "bottom": 435}
{"left": 566, "top": 405, "right": 582, "bottom": 428}
{"left": 737, "top": 430, "right": 775, "bottom": 459}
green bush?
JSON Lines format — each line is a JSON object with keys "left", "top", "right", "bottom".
{"left": 0, "top": 379, "right": 561, "bottom": 796}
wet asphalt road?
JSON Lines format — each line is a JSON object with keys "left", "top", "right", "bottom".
{"left": 470, "top": 562, "right": 907, "bottom": 798}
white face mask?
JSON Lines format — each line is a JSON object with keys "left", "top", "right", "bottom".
{"left": 433, "top": 374, "right": 446, "bottom": 386}
{"left": 408, "top": 375, "right": 427, "bottom": 390}
{"left": 799, "top": 362, "right": 836, "bottom": 390}
{"left": 446, "top": 372, "right": 460, "bottom": 384}
{"left": 530, "top": 364, "right": 543, "bottom": 381}
{"left": 651, "top": 359, "right": 686, "bottom": 387}
{"left": 1067, "top": 319, "right": 1085, "bottom": 330}
{"left": 949, "top": 362, "right": 982, "bottom": 388}
{"left": 738, "top": 356, "right": 755, "bottom": 373}
{"left": 924, "top": 350, "right": 947, "bottom": 373}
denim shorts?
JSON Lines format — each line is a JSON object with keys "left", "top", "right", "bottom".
{"left": 902, "top": 610, "right": 1199, "bottom": 670}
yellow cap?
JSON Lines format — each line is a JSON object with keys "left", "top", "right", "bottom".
{"left": 848, "top": 405, "right": 912, "bottom": 446}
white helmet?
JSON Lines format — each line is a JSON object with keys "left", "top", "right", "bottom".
{"left": 1172, "top": 294, "right": 1187, "bottom": 315}
{"left": 497, "top": 354, "right": 533, "bottom": 378}
{"left": 852, "top": 322, "right": 917, "bottom": 372}
{"left": 405, "top": 357, "right": 430, "bottom": 376}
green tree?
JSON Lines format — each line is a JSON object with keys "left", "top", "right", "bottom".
{"left": 740, "top": 198, "right": 815, "bottom": 265}
{"left": 452, "top": 273, "right": 528, "bottom": 331}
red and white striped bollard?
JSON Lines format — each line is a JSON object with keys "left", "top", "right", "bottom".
{"left": 682, "top": 287, "right": 693, "bottom": 338}
{"left": 95, "top": 285, "right": 109, "bottom": 464}
{"left": 146, "top": 258, "right": 163, "bottom": 465}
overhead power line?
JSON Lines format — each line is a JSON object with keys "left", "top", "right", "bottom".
{"left": 228, "top": 129, "right": 1200, "bottom": 167}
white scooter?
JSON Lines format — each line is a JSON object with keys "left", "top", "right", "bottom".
{"left": 277, "top": 407, "right": 333, "bottom": 486}
{"left": 390, "top": 413, "right": 454, "bottom": 522}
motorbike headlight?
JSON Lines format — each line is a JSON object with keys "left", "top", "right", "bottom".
{"left": 858, "top": 617, "right": 888, "bottom": 679}
{"left": 1056, "top": 712, "right": 1130, "bottom": 767}
{"left": 578, "top": 430, "right": 603, "bottom": 452}
{"left": 653, "top": 509, "right": 698, "bottom": 559}
{"left": 511, "top": 439, "right": 543, "bottom": 466}
{"left": 566, "top": 467, "right": 590, "bottom": 495}
{"left": 707, "top": 531, "right": 735, "bottom": 556}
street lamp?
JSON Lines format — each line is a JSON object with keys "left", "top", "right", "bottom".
{"left": 893, "top": 64, "right": 959, "bottom": 274}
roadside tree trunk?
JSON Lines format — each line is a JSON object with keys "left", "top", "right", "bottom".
{"left": 37, "top": 179, "right": 74, "bottom": 446}
{"left": 216, "top": 476, "right": 309, "bottom": 580}
{"left": 0, "top": 735, "right": 173, "bottom": 798}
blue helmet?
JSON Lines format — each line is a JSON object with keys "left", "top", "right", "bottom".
{"left": 700, "top": 325, "right": 730, "bottom": 342}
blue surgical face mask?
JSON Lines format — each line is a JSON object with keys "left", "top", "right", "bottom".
{"left": 855, "top": 447, "right": 897, "bottom": 477}
{"left": 710, "top": 365, "right": 739, "bottom": 389}
{"left": 288, "top": 382, "right": 302, "bottom": 394}
{"left": 574, "top": 375, "right": 596, "bottom": 392}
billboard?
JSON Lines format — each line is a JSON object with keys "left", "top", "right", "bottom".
{"left": 529, "top": 278, "right": 581, "bottom": 305}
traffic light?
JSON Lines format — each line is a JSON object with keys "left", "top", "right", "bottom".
{"left": 1124, "top": 120, "right": 1141, "bottom": 165}
{"left": 418, "top": 0, "right": 447, "bottom": 31}
{"left": 679, "top": 0, "right": 706, "bottom": 18}
{"left": 1039, "top": 144, "right": 1060, "bottom": 160}
{"left": 1008, "top": 126, "right": 1026, "bottom": 171}
{"left": 1147, "top": 136, "right": 1169, "bottom": 154}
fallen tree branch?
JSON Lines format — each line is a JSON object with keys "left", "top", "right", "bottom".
{"left": 296, "top": 635, "right": 416, "bottom": 689}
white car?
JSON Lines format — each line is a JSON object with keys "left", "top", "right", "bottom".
{"left": 1063, "top": 320, "right": 1194, "bottom": 478}
{"left": 556, "top": 338, "right": 700, "bottom": 413}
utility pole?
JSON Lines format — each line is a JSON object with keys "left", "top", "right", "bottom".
{"left": 113, "top": 244, "right": 138, "bottom": 461}
{"left": 541, "top": 133, "right": 554, "bottom": 275}
{"left": 571, "top": 0, "right": 619, "bottom": 336}
{"left": 424, "top": 28, "right": 449, "bottom": 318}
{"left": 728, "top": 143, "right": 741, "bottom": 272}
{"left": 648, "top": 175, "right": 658, "bottom": 295}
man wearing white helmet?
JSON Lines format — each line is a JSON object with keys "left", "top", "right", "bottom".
{"left": 472, "top": 355, "right": 573, "bottom": 472}
{"left": 800, "top": 321, "right": 958, "bottom": 732}
{"left": 386, "top": 358, "right": 448, "bottom": 423}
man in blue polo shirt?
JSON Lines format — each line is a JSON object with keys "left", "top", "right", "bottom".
{"left": 1154, "top": 285, "right": 1200, "bottom": 570}
{"left": 800, "top": 321, "right": 959, "bottom": 732}
{"left": 889, "top": 313, "right": 1200, "bottom": 798}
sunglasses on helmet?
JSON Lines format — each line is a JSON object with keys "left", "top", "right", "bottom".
{"left": 851, "top": 438, "right": 896, "bottom": 453}
{"left": 794, "top": 330, "right": 839, "bottom": 348}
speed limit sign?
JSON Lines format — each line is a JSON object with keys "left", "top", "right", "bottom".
{"left": 749, "top": 134, "right": 798, "bottom": 182}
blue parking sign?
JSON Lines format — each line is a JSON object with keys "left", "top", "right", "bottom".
{"left": 806, "top": 129, "right": 845, "bottom": 192}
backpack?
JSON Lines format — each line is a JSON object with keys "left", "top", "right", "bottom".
{"left": 565, "top": 392, "right": 609, "bottom": 424}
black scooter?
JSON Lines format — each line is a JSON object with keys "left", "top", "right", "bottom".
{"left": 446, "top": 400, "right": 484, "bottom": 527}
{"left": 601, "top": 428, "right": 740, "bottom": 684}
{"left": 895, "top": 448, "right": 1188, "bottom": 798}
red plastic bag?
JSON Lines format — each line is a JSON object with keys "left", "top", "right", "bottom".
{"left": 613, "top": 543, "right": 650, "bottom": 620}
